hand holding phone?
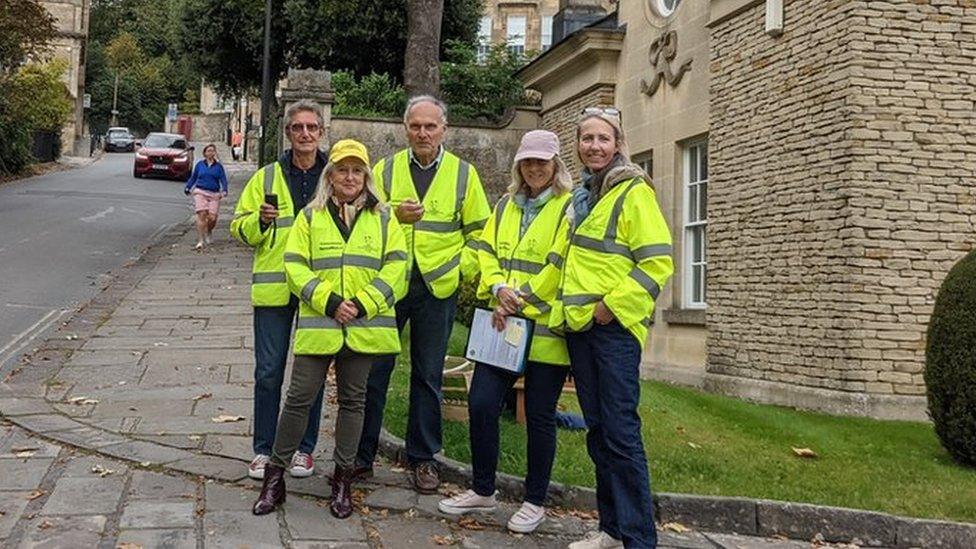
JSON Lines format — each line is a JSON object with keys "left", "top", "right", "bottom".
{"left": 260, "top": 193, "right": 279, "bottom": 224}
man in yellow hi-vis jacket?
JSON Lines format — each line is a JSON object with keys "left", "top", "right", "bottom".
{"left": 230, "top": 100, "right": 328, "bottom": 482}
{"left": 354, "top": 96, "right": 490, "bottom": 494}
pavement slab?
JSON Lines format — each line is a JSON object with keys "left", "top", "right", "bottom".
{"left": 0, "top": 457, "right": 56, "bottom": 489}
{"left": 119, "top": 500, "right": 197, "bottom": 528}
{"left": 39, "top": 476, "right": 126, "bottom": 515}
{"left": 116, "top": 528, "right": 197, "bottom": 549}
{"left": 282, "top": 495, "right": 366, "bottom": 541}
{"left": 126, "top": 470, "right": 198, "bottom": 500}
{"left": 16, "top": 514, "right": 107, "bottom": 549}
{"left": 203, "top": 509, "right": 283, "bottom": 549}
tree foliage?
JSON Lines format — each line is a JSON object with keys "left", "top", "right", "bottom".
{"left": 9, "top": 60, "right": 73, "bottom": 131}
{"left": 926, "top": 250, "right": 976, "bottom": 467}
{"left": 180, "top": 0, "right": 480, "bottom": 97}
{"left": 0, "top": 0, "right": 56, "bottom": 76}
{"left": 332, "top": 71, "right": 405, "bottom": 118}
{"left": 440, "top": 41, "right": 525, "bottom": 122}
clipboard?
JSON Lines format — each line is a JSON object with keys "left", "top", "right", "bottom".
{"left": 465, "top": 308, "right": 534, "bottom": 374}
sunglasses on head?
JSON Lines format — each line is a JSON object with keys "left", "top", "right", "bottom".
{"left": 581, "top": 107, "right": 622, "bottom": 121}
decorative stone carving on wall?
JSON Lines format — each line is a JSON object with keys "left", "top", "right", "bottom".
{"left": 640, "top": 30, "right": 693, "bottom": 97}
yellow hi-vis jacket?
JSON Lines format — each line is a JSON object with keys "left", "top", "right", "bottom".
{"left": 230, "top": 162, "right": 297, "bottom": 306}
{"left": 373, "top": 149, "right": 490, "bottom": 299}
{"left": 551, "top": 174, "right": 673, "bottom": 344}
{"left": 475, "top": 192, "right": 571, "bottom": 366}
{"left": 284, "top": 205, "right": 407, "bottom": 356}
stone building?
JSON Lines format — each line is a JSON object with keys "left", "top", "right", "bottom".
{"left": 519, "top": 0, "right": 976, "bottom": 420}
{"left": 477, "top": 0, "right": 617, "bottom": 58}
{"left": 40, "top": 0, "right": 91, "bottom": 156}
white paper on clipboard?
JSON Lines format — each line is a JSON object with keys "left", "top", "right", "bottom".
{"left": 465, "top": 308, "right": 533, "bottom": 374}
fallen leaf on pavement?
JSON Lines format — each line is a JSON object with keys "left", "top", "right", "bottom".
{"left": 661, "top": 522, "right": 689, "bottom": 533}
{"left": 431, "top": 535, "right": 454, "bottom": 545}
{"left": 15, "top": 451, "right": 34, "bottom": 458}
{"left": 791, "top": 447, "right": 818, "bottom": 458}
{"left": 458, "top": 516, "right": 485, "bottom": 530}
{"left": 65, "top": 335, "right": 78, "bottom": 341}
{"left": 26, "top": 490, "right": 45, "bottom": 501}
{"left": 193, "top": 393, "right": 213, "bottom": 401}
{"left": 91, "top": 464, "right": 116, "bottom": 477}
{"left": 67, "top": 397, "right": 98, "bottom": 405}
{"left": 187, "top": 435, "right": 202, "bottom": 441}
{"left": 11, "top": 446, "right": 39, "bottom": 453}
{"left": 211, "top": 415, "right": 245, "bottom": 423}
{"left": 38, "top": 520, "right": 54, "bottom": 530}
{"left": 116, "top": 543, "right": 143, "bottom": 549}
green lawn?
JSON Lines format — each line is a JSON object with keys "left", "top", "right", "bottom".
{"left": 382, "top": 323, "right": 976, "bottom": 522}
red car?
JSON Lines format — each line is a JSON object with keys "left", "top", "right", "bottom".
{"left": 133, "top": 132, "right": 195, "bottom": 180}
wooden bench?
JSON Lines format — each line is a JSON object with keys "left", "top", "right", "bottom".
{"left": 511, "top": 378, "right": 577, "bottom": 425}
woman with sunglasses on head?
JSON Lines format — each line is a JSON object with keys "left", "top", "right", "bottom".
{"left": 251, "top": 139, "right": 407, "bottom": 519}
{"left": 556, "top": 108, "right": 674, "bottom": 549}
{"left": 184, "top": 143, "right": 229, "bottom": 250}
{"left": 436, "top": 130, "right": 573, "bottom": 534}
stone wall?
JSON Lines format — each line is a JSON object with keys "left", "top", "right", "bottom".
{"left": 41, "top": 0, "right": 89, "bottom": 155}
{"left": 707, "top": 0, "right": 976, "bottom": 419}
{"left": 331, "top": 107, "right": 541, "bottom": 201}
{"left": 538, "top": 84, "right": 616, "bottom": 176}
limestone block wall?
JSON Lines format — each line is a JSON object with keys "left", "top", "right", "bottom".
{"left": 707, "top": 0, "right": 976, "bottom": 419}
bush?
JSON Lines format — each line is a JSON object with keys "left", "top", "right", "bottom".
{"left": 0, "top": 92, "right": 33, "bottom": 175}
{"left": 455, "top": 275, "right": 488, "bottom": 328}
{"left": 332, "top": 70, "right": 405, "bottom": 119}
{"left": 925, "top": 249, "right": 976, "bottom": 466}
{"left": 440, "top": 40, "right": 525, "bottom": 123}
{"left": 9, "top": 59, "right": 73, "bottom": 131}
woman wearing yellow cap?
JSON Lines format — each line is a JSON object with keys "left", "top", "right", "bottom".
{"left": 252, "top": 139, "right": 407, "bottom": 519}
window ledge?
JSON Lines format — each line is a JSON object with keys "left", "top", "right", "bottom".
{"left": 663, "top": 308, "right": 706, "bottom": 326}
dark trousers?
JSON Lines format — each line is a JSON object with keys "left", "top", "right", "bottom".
{"left": 468, "top": 361, "right": 568, "bottom": 505}
{"left": 252, "top": 301, "right": 324, "bottom": 456}
{"left": 357, "top": 276, "right": 458, "bottom": 466}
{"left": 271, "top": 351, "right": 372, "bottom": 470}
{"left": 566, "top": 321, "right": 657, "bottom": 549}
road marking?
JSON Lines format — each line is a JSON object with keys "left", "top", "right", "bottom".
{"left": 80, "top": 206, "right": 115, "bottom": 223}
{"left": 0, "top": 308, "right": 68, "bottom": 369}
{"left": 122, "top": 207, "right": 148, "bottom": 218}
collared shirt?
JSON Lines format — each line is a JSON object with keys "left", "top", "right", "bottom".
{"left": 407, "top": 145, "right": 444, "bottom": 201}
{"left": 513, "top": 186, "right": 555, "bottom": 239}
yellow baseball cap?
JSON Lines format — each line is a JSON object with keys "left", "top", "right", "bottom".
{"left": 329, "top": 139, "right": 370, "bottom": 166}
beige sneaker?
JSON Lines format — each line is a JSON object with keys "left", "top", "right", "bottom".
{"left": 437, "top": 489, "right": 497, "bottom": 515}
{"left": 507, "top": 501, "right": 546, "bottom": 533}
{"left": 248, "top": 454, "right": 269, "bottom": 480}
{"left": 567, "top": 530, "right": 623, "bottom": 549}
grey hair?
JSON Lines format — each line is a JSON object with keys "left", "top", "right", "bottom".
{"left": 307, "top": 159, "right": 385, "bottom": 214}
{"left": 507, "top": 155, "right": 574, "bottom": 198}
{"left": 403, "top": 95, "right": 448, "bottom": 125}
{"left": 284, "top": 99, "right": 325, "bottom": 132}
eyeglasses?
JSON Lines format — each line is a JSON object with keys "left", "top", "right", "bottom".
{"left": 581, "top": 107, "right": 622, "bottom": 122}
{"left": 288, "top": 122, "right": 321, "bottom": 134}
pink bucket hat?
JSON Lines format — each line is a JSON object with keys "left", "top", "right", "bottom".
{"left": 514, "top": 130, "right": 560, "bottom": 162}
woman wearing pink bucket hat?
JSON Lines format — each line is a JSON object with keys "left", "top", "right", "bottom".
{"left": 437, "top": 130, "right": 574, "bottom": 534}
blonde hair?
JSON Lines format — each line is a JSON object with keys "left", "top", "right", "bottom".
{"left": 307, "top": 158, "right": 385, "bottom": 213}
{"left": 506, "top": 155, "right": 573, "bottom": 198}
{"left": 576, "top": 112, "right": 630, "bottom": 162}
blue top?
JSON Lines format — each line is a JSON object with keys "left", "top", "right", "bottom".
{"left": 185, "top": 160, "right": 229, "bottom": 194}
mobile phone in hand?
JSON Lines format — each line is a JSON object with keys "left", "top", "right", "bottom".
{"left": 264, "top": 193, "right": 278, "bottom": 208}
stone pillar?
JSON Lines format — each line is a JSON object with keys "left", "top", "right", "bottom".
{"left": 277, "top": 68, "right": 334, "bottom": 154}
{"left": 552, "top": 0, "right": 608, "bottom": 43}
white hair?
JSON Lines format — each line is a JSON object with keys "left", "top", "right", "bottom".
{"left": 285, "top": 99, "right": 325, "bottom": 131}
{"left": 403, "top": 95, "right": 448, "bottom": 125}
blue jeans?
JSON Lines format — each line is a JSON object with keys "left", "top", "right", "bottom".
{"left": 566, "top": 321, "right": 657, "bottom": 548}
{"left": 252, "top": 300, "right": 323, "bottom": 456}
{"left": 468, "top": 361, "right": 568, "bottom": 505}
{"left": 357, "top": 276, "right": 458, "bottom": 466}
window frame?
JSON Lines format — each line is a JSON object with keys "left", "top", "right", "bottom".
{"left": 477, "top": 16, "right": 492, "bottom": 63}
{"left": 541, "top": 15, "right": 553, "bottom": 51}
{"left": 682, "top": 139, "right": 708, "bottom": 309}
{"left": 652, "top": 0, "right": 681, "bottom": 17}
{"left": 506, "top": 15, "right": 527, "bottom": 57}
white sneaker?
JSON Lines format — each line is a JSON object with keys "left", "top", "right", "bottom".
{"left": 248, "top": 454, "right": 269, "bottom": 480}
{"left": 507, "top": 501, "right": 546, "bottom": 533}
{"left": 288, "top": 451, "right": 314, "bottom": 478}
{"left": 437, "top": 489, "right": 497, "bottom": 515}
{"left": 567, "top": 530, "right": 623, "bottom": 549}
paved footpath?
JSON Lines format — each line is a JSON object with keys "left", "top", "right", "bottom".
{"left": 0, "top": 168, "right": 827, "bottom": 548}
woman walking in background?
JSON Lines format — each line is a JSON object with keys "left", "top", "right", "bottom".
{"left": 184, "top": 143, "right": 229, "bottom": 250}
{"left": 558, "top": 108, "right": 674, "bottom": 549}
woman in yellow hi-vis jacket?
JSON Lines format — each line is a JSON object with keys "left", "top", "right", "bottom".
{"left": 252, "top": 139, "right": 406, "bottom": 520}
{"left": 560, "top": 109, "right": 674, "bottom": 549}
{"left": 437, "top": 130, "right": 573, "bottom": 534}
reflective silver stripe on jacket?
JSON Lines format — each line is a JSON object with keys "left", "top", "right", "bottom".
{"left": 628, "top": 268, "right": 661, "bottom": 300}
{"left": 463, "top": 219, "right": 486, "bottom": 235}
{"left": 533, "top": 325, "right": 561, "bottom": 338}
{"left": 423, "top": 254, "right": 460, "bottom": 284}
{"left": 311, "top": 257, "right": 342, "bottom": 270}
{"left": 253, "top": 272, "right": 286, "bottom": 284}
{"left": 562, "top": 293, "right": 602, "bottom": 306}
{"left": 382, "top": 156, "right": 394, "bottom": 199}
{"left": 284, "top": 253, "right": 308, "bottom": 266}
{"left": 455, "top": 161, "right": 469, "bottom": 214}
{"left": 384, "top": 250, "right": 408, "bottom": 262}
{"left": 371, "top": 278, "right": 396, "bottom": 307}
{"left": 633, "top": 243, "right": 672, "bottom": 261}
{"left": 300, "top": 278, "right": 320, "bottom": 304}
{"left": 467, "top": 240, "right": 493, "bottom": 255}
{"left": 296, "top": 314, "right": 398, "bottom": 330}
{"left": 500, "top": 258, "right": 545, "bottom": 275}
{"left": 415, "top": 220, "right": 461, "bottom": 233}
{"left": 344, "top": 255, "right": 383, "bottom": 271}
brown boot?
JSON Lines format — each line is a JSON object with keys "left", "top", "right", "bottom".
{"left": 329, "top": 465, "right": 354, "bottom": 519}
{"left": 252, "top": 463, "right": 286, "bottom": 515}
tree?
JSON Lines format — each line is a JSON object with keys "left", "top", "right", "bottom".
{"left": 404, "top": 0, "right": 444, "bottom": 97}
{"left": 9, "top": 59, "right": 73, "bottom": 131}
{"left": 105, "top": 32, "right": 144, "bottom": 126}
{"left": 180, "top": 0, "right": 480, "bottom": 97}
{"left": 0, "top": 0, "right": 56, "bottom": 76}
{"left": 440, "top": 41, "right": 524, "bottom": 122}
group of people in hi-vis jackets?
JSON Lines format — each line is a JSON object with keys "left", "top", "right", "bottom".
{"left": 232, "top": 94, "right": 673, "bottom": 549}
